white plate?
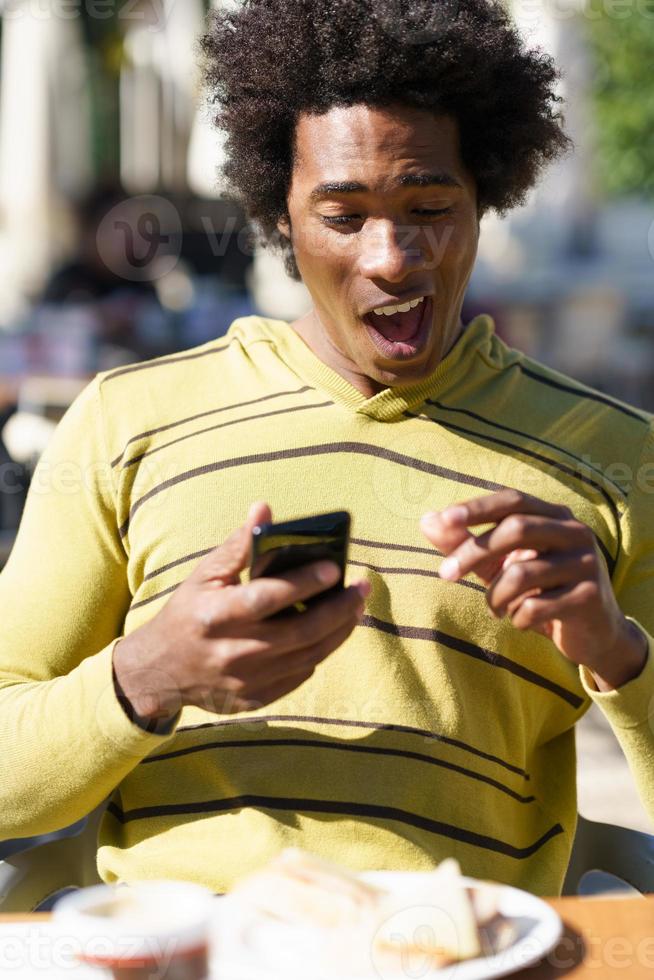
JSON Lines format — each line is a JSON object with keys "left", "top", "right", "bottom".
{"left": 210, "top": 872, "right": 563, "bottom": 980}
{"left": 0, "top": 875, "right": 562, "bottom": 980}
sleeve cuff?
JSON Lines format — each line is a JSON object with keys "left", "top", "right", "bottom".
{"left": 579, "top": 621, "right": 654, "bottom": 730}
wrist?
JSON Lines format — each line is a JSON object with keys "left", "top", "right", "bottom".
{"left": 590, "top": 619, "right": 649, "bottom": 692}
{"left": 112, "top": 636, "right": 182, "bottom": 727}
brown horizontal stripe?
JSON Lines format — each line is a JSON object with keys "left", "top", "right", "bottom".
{"left": 119, "top": 442, "right": 507, "bottom": 539}
{"left": 129, "top": 583, "right": 179, "bottom": 611}
{"left": 142, "top": 737, "right": 536, "bottom": 804}
{"left": 101, "top": 341, "right": 231, "bottom": 384}
{"left": 122, "top": 401, "right": 334, "bottom": 469}
{"left": 175, "top": 714, "right": 529, "bottom": 778}
{"left": 350, "top": 536, "right": 443, "bottom": 558}
{"left": 131, "top": 556, "right": 485, "bottom": 613}
{"left": 412, "top": 411, "right": 620, "bottom": 573}
{"left": 106, "top": 795, "right": 562, "bottom": 859}
{"left": 143, "top": 548, "right": 213, "bottom": 584}
{"left": 419, "top": 410, "right": 622, "bottom": 525}
{"left": 111, "top": 387, "right": 313, "bottom": 467}
{"left": 362, "top": 614, "right": 584, "bottom": 709}
{"left": 141, "top": 536, "right": 445, "bottom": 589}
{"left": 517, "top": 364, "right": 649, "bottom": 424}
{"left": 426, "top": 399, "right": 627, "bottom": 500}
{"left": 348, "top": 558, "right": 486, "bottom": 595}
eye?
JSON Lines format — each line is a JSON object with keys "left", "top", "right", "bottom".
{"left": 320, "top": 214, "right": 362, "bottom": 226}
{"left": 414, "top": 208, "right": 453, "bottom": 217}
{"left": 320, "top": 208, "right": 453, "bottom": 227}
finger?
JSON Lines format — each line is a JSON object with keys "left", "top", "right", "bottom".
{"left": 193, "top": 501, "right": 272, "bottom": 587}
{"left": 202, "top": 586, "right": 365, "bottom": 679}
{"left": 487, "top": 552, "right": 595, "bottom": 619}
{"left": 260, "top": 584, "right": 366, "bottom": 657}
{"left": 438, "top": 516, "right": 594, "bottom": 583}
{"left": 220, "top": 558, "right": 366, "bottom": 623}
{"left": 266, "top": 610, "right": 361, "bottom": 685}
{"left": 202, "top": 603, "right": 362, "bottom": 712}
{"left": 424, "top": 490, "right": 571, "bottom": 534}
{"left": 420, "top": 510, "right": 473, "bottom": 553}
{"left": 420, "top": 510, "right": 528, "bottom": 580}
{"left": 502, "top": 549, "right": 539, "bottom": 569}
{"left": 508, "top": 581, "right": 599, "bottom": 632}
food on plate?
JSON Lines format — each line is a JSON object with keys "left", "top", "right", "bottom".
{"left": 228, "top": 849, "right": 517, "bottom": 971}
{"left": 230, "top": 847, "right": 384, "bottom": 930}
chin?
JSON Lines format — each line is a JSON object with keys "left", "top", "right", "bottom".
{"left": 370, "top": 339, "right": 442, "bottom": 385}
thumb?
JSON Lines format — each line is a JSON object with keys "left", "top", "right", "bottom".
{"left": 195, "top": 501, "right": 273, "bottom": 586}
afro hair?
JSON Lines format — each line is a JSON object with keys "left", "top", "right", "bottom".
{"left": 200, "top": 0, "right": 571, "bottom": 279}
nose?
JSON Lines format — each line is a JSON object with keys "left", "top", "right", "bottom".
{"left": 357, "top": 218, "right": 427, "bottom": 283}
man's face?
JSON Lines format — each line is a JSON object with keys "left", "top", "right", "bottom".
{"left": 279, "top": 103, "right": 480, "bottom": 393}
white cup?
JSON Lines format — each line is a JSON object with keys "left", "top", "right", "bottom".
{"left": 53, "top": 880, "right": 215, "bottom": 979}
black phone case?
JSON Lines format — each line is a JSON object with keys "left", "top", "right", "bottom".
{"left": 250, "top": 511, "right": 351, "bottom": 615}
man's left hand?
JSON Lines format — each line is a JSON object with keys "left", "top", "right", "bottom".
{"left": 420, "top": 489, "right": 648, "bottom": 691}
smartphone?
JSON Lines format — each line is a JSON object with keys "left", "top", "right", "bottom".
{"left": 249, "top": 511, "right": 351, "bottom": 616}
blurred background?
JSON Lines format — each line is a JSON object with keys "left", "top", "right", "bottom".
{"left": 0, "top": 0, "right": 652, "bottom": 834}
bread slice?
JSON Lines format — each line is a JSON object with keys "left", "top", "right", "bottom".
{"left": 373, "top": 859, "right": 482, "bottom": 965}
{"left": 229, "top": 850, "right": 484, "bottom": 969}
{"left": 230, "top": 848, "right": 383, "bottom": 929}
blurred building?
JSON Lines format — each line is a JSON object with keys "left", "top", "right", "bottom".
{"left": 471, "top": 0, "right": 654, "bottom": 407}
{"left": 0, "top": 0, "right": 653, "bottom": 547}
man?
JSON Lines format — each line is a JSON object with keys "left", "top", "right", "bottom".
{"left": 1, "top": 0, "right": 652, "bottom": 898}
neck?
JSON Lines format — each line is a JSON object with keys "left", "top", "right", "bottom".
{"left": 291, "top": 310, "right": 466, "bottom": 398}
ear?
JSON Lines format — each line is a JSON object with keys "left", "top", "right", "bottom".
{"left": 277, "top": 214, "right": 291, "bottom": 240}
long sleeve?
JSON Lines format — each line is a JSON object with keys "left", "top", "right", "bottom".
{"left": 0, "top": 377, "right": 178, "bottom": 841}
{"left": 578, "top": 420, "right": 654, "bottom": 825}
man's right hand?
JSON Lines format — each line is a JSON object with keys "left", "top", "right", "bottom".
{"left": 112, "top": 502, "right": 369, "bottom": 724}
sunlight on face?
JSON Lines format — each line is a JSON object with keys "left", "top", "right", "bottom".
{"left": 279, "top": 103, "right": 480, "bottom": 396}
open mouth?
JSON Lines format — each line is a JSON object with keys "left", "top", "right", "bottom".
{"left": 362, "top": 296, "right": 433, "bottom": 361}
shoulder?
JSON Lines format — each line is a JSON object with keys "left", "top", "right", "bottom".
{"left": 476, "top": 326, "right": 653, "bottom": 479}
{"left": 96, "top": 316, "right": 282, "bottom": 399}
{"left": 93, "top": 316, "right": 292, "bottom": 466}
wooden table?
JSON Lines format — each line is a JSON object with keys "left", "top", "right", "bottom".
{"left": 527, "top": 896, "right": 654, "bottom": 978}
{"left": 1, "top": 897, "right": 653, "bottom": 978}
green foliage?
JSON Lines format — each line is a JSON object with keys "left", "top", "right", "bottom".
{"left": 585, "top": 0, "right": 654, "bottom": 199}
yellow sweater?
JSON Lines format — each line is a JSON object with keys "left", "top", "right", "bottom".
{"left": 1, "top": 314, "right": 653, "bottom": 897}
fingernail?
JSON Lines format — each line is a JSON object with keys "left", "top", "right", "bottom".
{"left": 439, "top": 557, "right": 461, "bottom": 581}
{"left": 440, "top": 505, "right": 468, "bottom": 527}
{"left": 316, "top": 561, "right": 340, "bottom": 585}
{"left": 248, "top": 501, "right": 267, "bottom": 522}
{"left": 356, "top": 580, "right": 372, "bottom": 599}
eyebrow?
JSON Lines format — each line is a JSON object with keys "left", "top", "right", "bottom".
{"left": 309, "top": 173, "right": 463, "bottom": 202}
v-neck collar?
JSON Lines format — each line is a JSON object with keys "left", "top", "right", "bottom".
{"left": 236, "top": 314, "right": 495, "bottom": 421}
